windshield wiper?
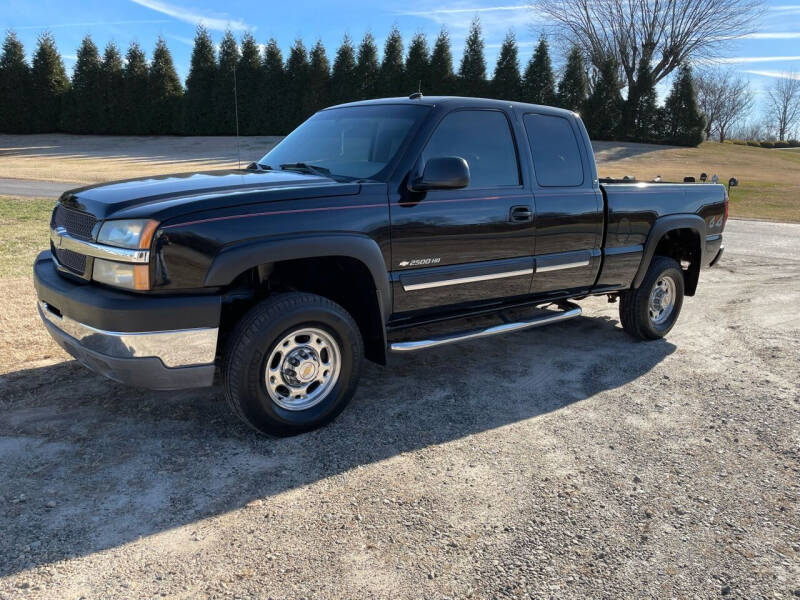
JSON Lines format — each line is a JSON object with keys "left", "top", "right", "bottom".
{"left": 246, "top": 162, "right": 273, "bottom": 171}
{"left": 279, "top": 162, "right": 333, "bottom": 177}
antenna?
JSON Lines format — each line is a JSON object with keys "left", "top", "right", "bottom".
{"left": 233, "top": 64, "right": 241, "bottom": 170}
{"left": 418, "top": 79, "right": 421, "bottom": 95}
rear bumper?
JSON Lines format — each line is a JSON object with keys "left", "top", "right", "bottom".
{"left": 34, "top": 251, "right": 220, "bottom": 390}
{"left": 709, "top": 244, "right": 724, "bottom": 267}
{"left": 705, "top": 234, "right": 724, "bottom": 267}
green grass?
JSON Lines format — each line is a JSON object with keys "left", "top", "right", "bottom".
{"left": 597, "top": 141, "right": 800, "bottom": 222}
{"left": 0, "top": 196, "right": 55, "bottom": 277}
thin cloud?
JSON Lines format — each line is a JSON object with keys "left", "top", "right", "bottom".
{"left": 397, "top": 3, "right": 545, "bottom": 43}
{"left": 735, "top": 32, "right": 800, "bottom": 39}
{"left": 129, "top": 0, "right": 253, "bottom": 31}
{"left": 713, "top": 56, "right": 800, "bottom": 64}
{"left": 400, "top": 5, "right": 529, "bottom": 15}
{"left": 168, "top": 34, "right": 195, "bottom": 46}
{"left": 15, "top": 19, "right": 170, "bottom": 29}
{"left": 742, "top": 70, "right": 800, "bottom": 80}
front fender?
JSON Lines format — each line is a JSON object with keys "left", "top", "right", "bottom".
{"left": 204, "top": 233, "right": 391, "bottom": 321}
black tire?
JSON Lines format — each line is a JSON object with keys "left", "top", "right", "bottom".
{"left": 223, "top": 292, "right": 363, "bottom": 436}
{"left": 619, "top": 256, "right": 684, "bottom": 340}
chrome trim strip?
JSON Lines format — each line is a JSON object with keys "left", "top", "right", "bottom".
{"left": 402, "top": 268, "right": 533, "bottom": 291}
{"left": 536, "top": 259, "right": 590, "bottom": 273}
{"left": 390, "top": 303, "right": 581, "bottom": 352}
{"left": 38, "top": 300, "right": 217, "bottom": 368}
{"left": 50, "top": 227, "right": 150, "bottom": 264}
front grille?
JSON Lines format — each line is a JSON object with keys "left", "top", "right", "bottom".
{"left": 52, "top": 243, "right": 87, "bottom": 273}
{"left": 51, "top": 204, "right": 96, "bottom": 275}
{"left": 51, "top": 204, "right": 97, "bottom": 241}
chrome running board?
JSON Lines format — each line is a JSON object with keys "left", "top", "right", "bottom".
{"left": 389, "top": 302, "right": 581, "bottom": 352}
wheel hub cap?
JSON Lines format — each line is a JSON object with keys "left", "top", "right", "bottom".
{"left": 265, "top": 327, "right": 341, "bottom": 411}
{"left": 648, "top": 275, "right": 676, "bottom": 325}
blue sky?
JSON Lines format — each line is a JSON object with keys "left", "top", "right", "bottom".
{"left": 2, "top": 0, "right": 799, "bottom": 106}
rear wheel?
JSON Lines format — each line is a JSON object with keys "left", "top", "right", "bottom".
{"left": 223, "top": 292, "right": 363, "bottom": 436}
{"left": 619, "top": 256, "right": 684, "bottom": 340}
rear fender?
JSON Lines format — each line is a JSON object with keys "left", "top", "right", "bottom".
{"left": 632, "top": 214, "right": 706, "bottom": 289}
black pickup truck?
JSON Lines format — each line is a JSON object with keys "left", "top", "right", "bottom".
{"left": 35, "top": 96, "right": 727, "bottom": 435}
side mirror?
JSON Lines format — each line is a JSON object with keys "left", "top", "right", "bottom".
{"left": 410, "top": 157, "right": 469, "bottom": 192}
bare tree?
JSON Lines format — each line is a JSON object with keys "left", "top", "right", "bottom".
{"left": 731, "top": 119, "right": 767, "bottom": 141}
{"left": 765, "top": 73, "right": 800, "bottom": 141}
{"left": 697, "top": 69, "right": 752, "bottom": 142}
{"left": 533, "top": 0, "right": 762, "bottom": 99}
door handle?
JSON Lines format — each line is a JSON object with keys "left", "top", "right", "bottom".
{"left": 510, "top": 205, "right": 533, "bottom": 222}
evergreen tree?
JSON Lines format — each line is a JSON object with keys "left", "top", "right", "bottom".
{"left": 184, "top": 26, "right": 216, "bottom": 135}
{"left": 149, "top": 37, "right": 182, "bottom": 134}
{"left": 305, "top": 40, "right": 331, "bottom": 117}
{"left": 627, "top": 59, "right": 660, "bottom": 142}
{"left": 458, "top": 18, "right": 486, "bottom": 97}
{"left": 557, "top": 46, "right": 587, "bottom": 112}
{"left": 429, "top": 28, "right": 455, "bottom": 95}
{"left": 582, "top": 56, "right": 623, "bottom": 140}
{"left": 380, "top": 26, "right": 405, "bottom": 97}
{"left": 261, "top": 38, "right": 285, "bottom": 134}
{"left": 237, "top": 33, "right": 262, "bottom": 135}
{"left": 492, "top": 31, "right": 521, "bottom": 101}
{"left": 61, "top": 35, "right": 103, "bottom": 133}
{"left": 100, "top": 42, "right": 124, "bottom": 133}
{"left": 663, "top": 63, "right": 705, "bottom": 146}
{"left": 331, "top": 34, "right": 358, "bottom": 105}
{"left": 0, "top": 30, "right": 32, "bottom": 133}
{"left": 30, "top": 32, "right": 68, "bottom": 133}
{"left": 522, "top": 36, "right": 556, "bottom": 106}
{"left": 404, "top": 32, "right": 429, "bottom": 95}
{"left": 122, "top": 42, "right": 149, "bottom": 134}
{"left": 355, "top": 32, "right": 379, "bottom": 99}
{"left": 284, "top": 39, "right": 309, "bottom": 130}
{"left": 215, "top": 30, "right": 240, "bottom": 135}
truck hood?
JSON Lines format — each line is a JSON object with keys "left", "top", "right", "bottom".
{"left": 59, "top": 169, "right": 361, "bottom": 221}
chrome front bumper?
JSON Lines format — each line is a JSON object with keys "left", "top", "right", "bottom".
{"left": 37, "top": 300, "right": 218, "bottom": 390}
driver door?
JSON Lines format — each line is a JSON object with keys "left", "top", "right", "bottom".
{"left": 389, "top": 108, "right": 535, "bottom": 314}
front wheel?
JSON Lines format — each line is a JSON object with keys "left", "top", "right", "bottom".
{"left": 223, "top": 293, "right": 363, "bottom": 436}
{"left": 619, "top": 256, "right": 684, "bottom": 340}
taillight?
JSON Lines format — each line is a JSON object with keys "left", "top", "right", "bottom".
{"left": 722, "top": 188, "right": 729, "bottom": 230}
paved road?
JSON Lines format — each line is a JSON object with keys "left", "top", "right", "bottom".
{"left": 0, "top": 178, "right": 81, "bottom": 198}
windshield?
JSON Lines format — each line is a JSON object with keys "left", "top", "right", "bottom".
{"left": 258, "top": 104, "right": 430, "bottom": 181}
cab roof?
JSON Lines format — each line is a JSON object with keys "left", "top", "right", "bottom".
{"left": 325, "top": 96, "right": 579, "bottom": 119}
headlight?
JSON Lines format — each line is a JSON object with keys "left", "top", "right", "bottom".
{"left": 97, "top": 219, "right": 158, "bottom": 249}
{"left": 93, "top": 259, "right": 150, "bottom": 290}
{"left": 93, "top": 219, "right": 158, "bottom": 290}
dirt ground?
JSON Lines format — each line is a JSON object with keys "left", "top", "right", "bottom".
{"left": 0, "top": 134, "right": 281, "bottom": 184}
{"left": 1, "top": 218, "right": 798, "bottom": 599}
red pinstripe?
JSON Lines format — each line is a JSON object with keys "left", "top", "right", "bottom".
{"left": 162, "top": 193, "right": 532, "bottom": 229}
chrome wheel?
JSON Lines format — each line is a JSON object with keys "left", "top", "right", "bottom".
{"left": 648, "top": 275, "right": 676, "bottom": 325}
{"left": 264, "top": 327, "right": 341, "bottom": 411}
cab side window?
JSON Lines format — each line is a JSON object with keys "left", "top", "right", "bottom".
{"left": 422, "top": 110, "right": 519, "bottom": 188}
{"left": 523, "top": 113, "right": 584, "bottom": 187}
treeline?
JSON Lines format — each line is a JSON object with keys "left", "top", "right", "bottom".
{"left": 0, "top": 21, "right": 704, "bottom": 145}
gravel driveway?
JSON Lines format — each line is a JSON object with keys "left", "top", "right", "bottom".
{"left": 1, "top": 219, "right": 798, "bottom": 599}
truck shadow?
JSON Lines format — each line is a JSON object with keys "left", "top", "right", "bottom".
{"left": 0, "top": 312, "right": 675, "bottom": 576}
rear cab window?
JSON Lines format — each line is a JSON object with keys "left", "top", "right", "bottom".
{"left": 523, "top": 113, "right": 584, "bottom": 187}
{"left": 422, "top": 110, "right": 520, "bottom": 189}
